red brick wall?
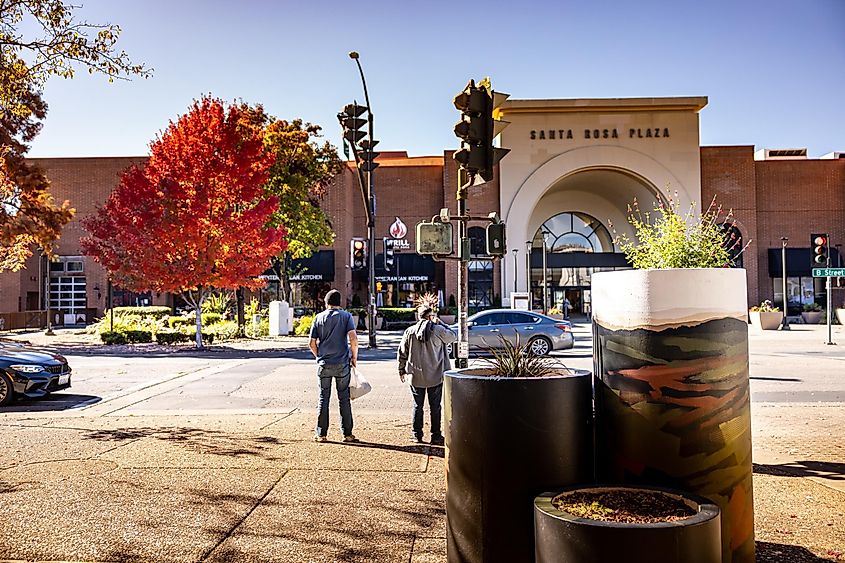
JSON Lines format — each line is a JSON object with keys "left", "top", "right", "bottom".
{"left": 701, "top": 146, "right": 759, "bottom": 306}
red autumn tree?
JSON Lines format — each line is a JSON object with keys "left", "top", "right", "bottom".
{"left": 82, "top": 96, "right": 287, "bottom": 347}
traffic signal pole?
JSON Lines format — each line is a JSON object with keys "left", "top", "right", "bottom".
{"left": 349, "top": 51, "right": 377, "bottom": 348}
{"left": 456, "top": 169, "right": 471, "bottom": 369}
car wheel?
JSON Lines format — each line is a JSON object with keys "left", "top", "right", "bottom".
{"left": 0, "top": 372, "right": 14, "bottom": 406}
{"left": 528, "top": 336, "right": 552, "bottom": 356}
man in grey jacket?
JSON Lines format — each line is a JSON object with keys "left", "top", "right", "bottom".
{"left": 397, "top": 305, "right": 457, "bottom": 445}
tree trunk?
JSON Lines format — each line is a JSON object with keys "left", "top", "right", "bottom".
{"left": 281, "top": 252, "right": 292, "bottom": 303}
{"left": 236, "top": 286, "right": 245, "bottom": 336}
{"left": 194, "top": 285, "right": 205, "bottom": 349}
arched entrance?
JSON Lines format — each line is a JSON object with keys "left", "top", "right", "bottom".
{"left": 519, "top": 167, "right": 667, "bottom": 313}
{"left": 529, "top": 212, "right": 615, "bottom": 316}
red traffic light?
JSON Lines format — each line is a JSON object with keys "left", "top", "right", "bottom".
{"left": 814, "top": 235, "right": 827, "bottom": 246}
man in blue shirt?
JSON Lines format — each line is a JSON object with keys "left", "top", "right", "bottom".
{"left": 308, "top": 289, "right": 359, "bottom": 442}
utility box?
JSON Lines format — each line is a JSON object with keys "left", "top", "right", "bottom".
{"left": 269, "top": 300, "right": 291, "bottom": 336}
{"left": 511, "top": 292, "right": 530, "bottom": 311}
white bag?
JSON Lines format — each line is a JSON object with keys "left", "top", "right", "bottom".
{"left": 349, "top": 367, "right": 372, "bottom": 400}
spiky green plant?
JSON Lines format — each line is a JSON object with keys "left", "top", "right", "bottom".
{"left": 480, "top": 335, "right": 565, "bottom": 378}
{"left": 201, "top": 291, "right": 233, "bottom": 316}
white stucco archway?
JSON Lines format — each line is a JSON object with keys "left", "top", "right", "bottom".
{"left": 503, "top": 144, "right": 698, "bottom": 295}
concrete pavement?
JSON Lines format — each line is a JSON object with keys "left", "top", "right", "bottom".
{"left": 1, "top": 323, "right": 844, "bottom": 562}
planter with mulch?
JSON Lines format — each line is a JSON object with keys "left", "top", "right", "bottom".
{"left": 444, "top": 367, "right": 593, "bottom": 563}
{"left": 534, "top": 485, "right": 721, "bottom": 563}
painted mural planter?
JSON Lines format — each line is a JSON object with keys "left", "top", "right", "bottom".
{"left": 591, "top": 268, "right": 754, "bottom": 563}
{"left": 534, "top": 486, "right": 722, "bottom": 563}
{"left": 749, "top": 311, "right": 782, "bottom": 330}
{"left": 443, "top": 368, "right": 593, "bottom": 563}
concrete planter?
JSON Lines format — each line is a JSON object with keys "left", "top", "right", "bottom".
{"left": 364, "top": 315, "right": 383, "bottom": 331}
{"left": 801, "top": 311, "right": 823, "bottom": 324}
{"left": 444, "top": 368, "right": 593, "bottom": 563}
{"left": 592, "top": 268, "right": 754, "bottom": 563}
{"left": 534, "top": 486, "right": 722, "bottom": 563}
{"left": 749, "top": 311, "right": 782, "bottom": 330}
{"left": 350, "top": 314, "right": 360, "bottom": 330}
{"left": 836, "top": 309, "right": 845, "bottom": 325}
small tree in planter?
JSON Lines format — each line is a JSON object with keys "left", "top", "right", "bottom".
{"left": 594, "top": 194, "right": 754, "bottom": 563}
{"left": 444, "top": 335, "right": 593, "bottom": 563}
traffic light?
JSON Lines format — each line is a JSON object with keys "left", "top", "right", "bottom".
{"left": 359, "top": 139, "right": 380, "bottom": 172}
{"left": 453, "top": 79, "right": 510, "bottom": 183}
{"left": 384, "top": 238, "right": 396, "bottom": 269}
{"left": 339, "top": 103, "right": 368, "bottom": 145}
{"left": 811, "top": 233, "right": 829, "bottom": 266}
{"left": 350, "top": 237, "right": 368, "bottom": 270}
{"left": 486, "top": 222, "right": 506, "bottom": 256}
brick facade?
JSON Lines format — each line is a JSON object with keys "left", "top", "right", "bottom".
{"left": 2, "top": 146, "right": 843, "bottom": 320}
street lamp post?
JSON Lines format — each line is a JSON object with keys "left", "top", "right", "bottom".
{"left": 512, "top": 248, "right": 518, "bottom": 295}
{"left": 525, "top": 241, "right": 532, "bottom": 307}
{"left": 348, "top": 51, "right": 377, "bottom": 349}
{"left": 781, "top": 237, "right": 790, "bottom": 331}
{"left": 542, "top": 230, "right": 550, "bottom": 314}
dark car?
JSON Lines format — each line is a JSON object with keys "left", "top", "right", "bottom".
{"left": 0, "top": 341, "right": 72, "bottom": 406}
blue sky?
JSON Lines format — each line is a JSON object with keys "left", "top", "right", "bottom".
{"left": 27, "top": 0, "right": 845, "bottom": 159}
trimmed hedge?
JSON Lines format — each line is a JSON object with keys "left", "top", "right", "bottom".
{"left": 106, "top": 306, "right": 172, "bottom": 320}
{"left": 100, "top": 331, "right": 127, "bottom": 345}
{"left": 124, "top": 330, "right": 153, "bottom": 344}
{"left": 155, "top": 331, "right": 215, "bottom": 345}
{"left": 346, "top": 307, "right": 416, "bottom": 322}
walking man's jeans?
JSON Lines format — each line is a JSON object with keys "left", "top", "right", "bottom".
{"left": 316, "top": 363, "right": 353, "bottom": 438}
{"left": 411, "top": 383, "right": 443, "bottom": 440}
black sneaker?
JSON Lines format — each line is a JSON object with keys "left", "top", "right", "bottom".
{"left": 430, "top": 435, "right": 445, "bottom": 446}
{"left": 411, "top": 435, "right": 424, "bottom": 444}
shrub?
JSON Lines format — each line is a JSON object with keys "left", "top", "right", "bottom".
{"left": 615, "top": 193, "right": 742, "bottom": 269}
{"left": 202, "top": 312, "right": 223, "bottom": 325}
{"left": 101, "top": 331, "right": 128, "bottom": 345}
{"left": 803, "top": 303, "right": 823, "bottom": 312}
{"left": 294, "top": 314, "right": 315, "bottom": 336}
{"left": 750, "top": 300, "right": 779, "bottom": 313}
{"left": 245, "top": 316, "right": 269, "bottom": 338}
{"left": 205, "top": 320, "right": 239, "bottom": 341}
{"left": 124, "top": 330, "right": 153, "bottom": 344}
{"left": 375, "top": 308, "right": 416, "bottom": 322}
{"left": 202, "top": 292, "right": 232, "bottom": 316}
{"left": 168, "top": 316, "right": 194, "bottom": 329}
{"left": 106, "top": 306, "right": 172, "bottom": 320}
{"left": 155, "top": 331, "right": 215, "bottom": 345}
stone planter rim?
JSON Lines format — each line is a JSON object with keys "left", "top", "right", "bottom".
{"left": 446, "top": 367, "right": 591, "bottom": 381}
{"left": 535, "top": 485, "right": 721, "bottom": 530}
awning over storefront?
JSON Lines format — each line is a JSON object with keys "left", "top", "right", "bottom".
{"left": 768, "top": 247, "right": 842, "bottom": 277}
{"left": 290, "top": 250, "right": 335, "bottom": 282}
{"left": 259, "top": 250, "right": 336, "bottom": 282}
{"left": 529, "top": 252, "right": 630, "bottom": 269}
{"left": 374, "top": 253, "right": 436, "bottom": 282}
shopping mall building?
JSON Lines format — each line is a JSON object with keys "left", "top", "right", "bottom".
{"left": 1, "top": 96, "right": 843, "bottom": 324}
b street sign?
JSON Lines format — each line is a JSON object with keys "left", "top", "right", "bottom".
{"left": 812, "top": 268, "right": 845, "bottom": 277}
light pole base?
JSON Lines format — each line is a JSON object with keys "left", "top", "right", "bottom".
{"left": 44, "top": 328, "right": 55, "bottom": 336}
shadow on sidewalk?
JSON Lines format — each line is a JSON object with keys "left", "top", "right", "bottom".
{"left": 340, "top": 440, "right": 445, "bottom": 458}
{"left": 756, "top": 541, "right": 834, "bottom": 562}
{"left": 754, "top": 461, "right": 845, "bottom": 481}
{"left": 80, "top": 426, "right": 285, "bottom": 460}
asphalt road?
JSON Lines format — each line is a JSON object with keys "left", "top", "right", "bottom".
{"left": 4, "top": 321, "right": 845, "bottom": 417}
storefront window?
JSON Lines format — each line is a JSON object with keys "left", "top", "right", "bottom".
{"left": 773, "top": 277, "right": 821, "bottom": 314}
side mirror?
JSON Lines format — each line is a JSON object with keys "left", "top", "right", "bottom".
{"left": 466, "top": 321, "right": 475, "bottom": 328}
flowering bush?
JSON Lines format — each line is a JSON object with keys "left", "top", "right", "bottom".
{"left": 750, "top": 300, "right": 779, "bottom": 313}
{"left": 614, "top": 193, "right": 746, "bottom": 269}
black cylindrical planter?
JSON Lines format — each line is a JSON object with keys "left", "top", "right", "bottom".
{"left": 534, "top": 486, "right": 722, "bottom": 563}
{"left": 444, "top": 368, "right": 593, "bottom": 563}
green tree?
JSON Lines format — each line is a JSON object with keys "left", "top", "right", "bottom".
{"left": 262, "top": 118, "right": 344, "bottom": 301}
{"left": 1, "top": 0, "right": 150, "bottom": 270}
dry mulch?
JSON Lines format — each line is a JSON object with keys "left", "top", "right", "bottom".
{"left": 552, "top": 489, "right": 696, "bottom": 524}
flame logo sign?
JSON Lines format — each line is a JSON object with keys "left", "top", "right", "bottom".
{"left": 389, "top": 217, "right": 407, "bottom": 239}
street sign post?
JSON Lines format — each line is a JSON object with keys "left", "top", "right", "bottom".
{"left": 811, "top": 268, "right": 841, "bottom": 346}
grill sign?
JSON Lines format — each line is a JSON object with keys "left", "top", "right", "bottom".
{"left": 390, "top": 217, "right": 407, "bottom": 239}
